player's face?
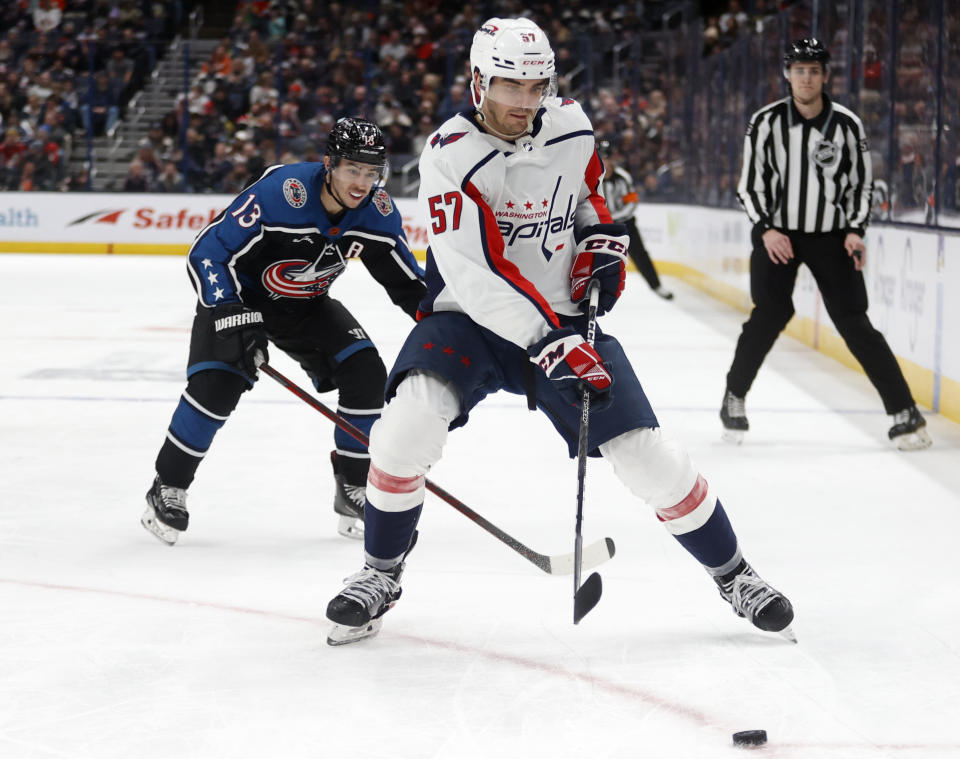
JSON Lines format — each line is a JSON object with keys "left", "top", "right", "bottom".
{"left": 325, "top": 158, "right": 382, "bottom": 208}
{"left": 787, "top": 62, "right": 827, "bottom": 105}
{"left": 481, "top": 76, "right": 550, "bottom": 137}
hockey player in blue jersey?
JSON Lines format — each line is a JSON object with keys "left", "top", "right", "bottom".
{"left": 142, "top": 117, "right": 426, "bottom": 545}
{"left": 324, "top": 19, "right": 796, "bottom": 645}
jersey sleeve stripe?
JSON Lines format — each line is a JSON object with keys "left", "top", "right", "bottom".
{"left": 584, "top": 150, "right": 614, "bottom": 223}
{"left": 462, "top": 180, "right": 560, "bottom": 329}
{"left": 544, "top": 129, "right": 595, "bottom": 146}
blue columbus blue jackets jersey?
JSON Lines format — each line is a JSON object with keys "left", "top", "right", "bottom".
{"left": 186, "top": 163, "right": 425, "bottom": 318}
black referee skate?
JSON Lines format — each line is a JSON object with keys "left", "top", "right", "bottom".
{"left": 720, "top": 390, "right": 749, "bottom": 444}
{"left": 330, "top": 450, "right": 365, "bottom": 540}
{"left": 142, "top": 475, "right": 189, "bottom": 546}
{"left": 888, "top": 405, "right": 932, "bottom": 451}
{"left": 715, "top": 560, "right": 796, "bottom": 642}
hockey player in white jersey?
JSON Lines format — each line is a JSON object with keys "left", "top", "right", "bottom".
{"left": 325, "top": 17, "right": 796, "bottom": 645}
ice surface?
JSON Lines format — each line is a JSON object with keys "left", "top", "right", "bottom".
{"left": 2, "top": 254, "right": 959, "bottom": 758}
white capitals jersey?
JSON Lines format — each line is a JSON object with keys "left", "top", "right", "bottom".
{"left": 417, "top": 98, "right": 613, "bottom": 349}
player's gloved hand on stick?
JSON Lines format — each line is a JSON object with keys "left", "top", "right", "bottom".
{"left": 212, "top": 302, "right": 268, "bottom": 380}
{"left": 528, "top": 327, "right": 612, "bottom": 405}
{"left": 570, "top": 223, "right": 629, "bottom": 316}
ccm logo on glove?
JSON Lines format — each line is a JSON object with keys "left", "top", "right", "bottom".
{"left": 529, "top": 328, "right": 612, "bottom": 394}
{"left": 570, "top": 224, "right": 629, "bottom": 316}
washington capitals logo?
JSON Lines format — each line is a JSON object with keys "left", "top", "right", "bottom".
{"left": 282, "top": 178, "right": 308, "bottom": 208}
{"left": 430, "top": 131, "right": 467, "bottom": 149}
{"left": 262, "top": 243, "right": 344, "bottom": 298}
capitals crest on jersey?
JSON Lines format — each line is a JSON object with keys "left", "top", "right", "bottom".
{"left": 261, "top": 241, "right": 344, "bottom": 298}
{"left": 430, "top": 131, "right": 467, "bottom": 149}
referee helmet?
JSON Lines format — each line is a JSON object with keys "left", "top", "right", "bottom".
{"left": 783, "top": 38, "right": 830, "bottom": 71}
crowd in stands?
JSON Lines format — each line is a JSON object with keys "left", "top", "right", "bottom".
{"left": 0, "top": 0, "right": 186, "bottom": 191}
{"left": 115, "top": 0, "right": 694, "bottom": 197}
{"left": 2, "top": 0, "right": 957, "bottom": 225}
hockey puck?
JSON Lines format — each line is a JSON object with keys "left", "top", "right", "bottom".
{"left": 732, "top": 730, "right": 767, "bottom": 747}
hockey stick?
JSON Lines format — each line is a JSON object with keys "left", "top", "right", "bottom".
{"left": 259, "top": 361, "right": 615, "bottom": 576}
{"left": 573, "top": 281, "right": 604, "bottom": 624}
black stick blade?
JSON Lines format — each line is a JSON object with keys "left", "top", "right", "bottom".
{"left": 573, "top": 572, "right": 603, "bottom": 624}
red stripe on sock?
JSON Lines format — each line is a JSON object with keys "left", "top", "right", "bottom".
{"left": 368, "top": 464, "right": 423, "bottom": 494}
{"left": 656, "top": 474, "right": 708, "bottom": 522}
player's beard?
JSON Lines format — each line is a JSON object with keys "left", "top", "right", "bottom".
{"left": 478, "top": 103, "right": 533, "bottom": 141}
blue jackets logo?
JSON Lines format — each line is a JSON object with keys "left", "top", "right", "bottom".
{"left": 283, "top": 178, "right": 308, "bottom": 208}
{"left": 262, "top": 257, "right": 342, "bottom": 298}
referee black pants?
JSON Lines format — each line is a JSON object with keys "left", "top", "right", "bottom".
{"left": 725, "top": 227, "right": 914, "bottom": 414}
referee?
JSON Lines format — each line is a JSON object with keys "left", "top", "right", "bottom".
{"left": 720, "top": 38, "right": 931, "bottom": 450}
{"left": 597, "top": 140, "right": 674, "bottom": 300}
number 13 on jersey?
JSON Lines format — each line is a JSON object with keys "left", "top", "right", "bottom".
{"left": 428, "top": 191, "right": 463, "bottom": 234}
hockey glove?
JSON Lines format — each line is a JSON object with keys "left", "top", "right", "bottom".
{"left": 211, "top": 302, "right": 268, "bottom": 380}
{"left": 528, "top": 327, "right": 612, "bottom": 405}
{"left": 570, "top": 224, "right": 629, "bottom": 316}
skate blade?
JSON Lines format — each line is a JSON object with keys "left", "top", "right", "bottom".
{"left": 141, "top": 505, "right": 180, "bottom": 546}
{"left": 327, "top": 618, "right": 383, "bottom": 646}
{"left": 778, "top": 625, "right": 798, "bottom": 643}
{"left": 721, "top": 428, "right": 745, "bottom": 445}
{"left": 893, "top": 428, "right": 932, "bottom": 451}
{"left": 337, "top": 514, "right": 364, "bottom": 540}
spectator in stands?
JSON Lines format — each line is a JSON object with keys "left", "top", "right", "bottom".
{"left": 154, "top": 159, "right": 184, "bottom": 192}
{"left": 33, "top": 0, "right": 62, "bottom": 33}
{"left": 249, "top": 72, "right": 279, "bottom": 109}
{"left": 122, "top": 158, "right": 149, "bottom": 192}
{"left": 106, "top": 47, "right": 134, "bottom": 102}
{"left": 380, "top": 29, "right": 408, "bottom": 63}
{"left": 79, "top": 71, "right": 119, "bottom": 137}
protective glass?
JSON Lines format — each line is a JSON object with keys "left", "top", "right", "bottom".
{"left": 484, "top": 75, "right": 557, "bottom": 109}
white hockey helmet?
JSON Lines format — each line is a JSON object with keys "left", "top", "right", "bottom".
{"left": 469, "top": 17, "right": 557, "bottom": 110}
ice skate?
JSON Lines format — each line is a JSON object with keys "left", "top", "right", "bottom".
{"left": 326, "top": 563, "right": 405, "bottom": 645}
{"left": 715, "top": 560, "right": 796, "bottom": 642}
{"left": 720, "top": 390, "right": 749, "bottom": 444}
{"left": 654, "top": 286, "right": 674, "bottom": 300}
{"left": 142, "top": 475, "right": 188, "bottom": 546}
{"left": 330, "top": 450, "right": 365, "bottom": 539}
{"left": 888, "top": 406, "right": 932, "bottom": 451}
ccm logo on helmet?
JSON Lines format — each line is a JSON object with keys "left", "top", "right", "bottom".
{"left": 524, "top": 60, "right": 548, "bottom": 65}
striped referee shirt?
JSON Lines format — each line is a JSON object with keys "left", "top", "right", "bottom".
{"left": 736, "top": 93, "right": 872, "bottom": 235}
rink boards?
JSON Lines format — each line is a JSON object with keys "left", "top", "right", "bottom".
{"left": 0, "top": 190, "right": 956, "bottom": 421}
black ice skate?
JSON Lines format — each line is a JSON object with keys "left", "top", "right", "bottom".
{"left": 330, "top": 450, "right": 365, "bottom": 539}
{"left": 142, "top": 475, "right": 188, "bottom": 546}
{"left": 326, "top": 563, "right": 405, "bottom": 646}
{"left": 720, "top": 390, "right": 749, "bottom": 444}
{"left": 715, "top": 560, "right": 796, "bottom": 642}
{"left": 654, "top": 286, "right": 674, "bottom": 300}
{"left": 888, "top": 405, "right": 932, "bottom": 451}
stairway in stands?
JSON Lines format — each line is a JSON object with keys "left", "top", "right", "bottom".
{"left": 68, "top": 36, "right": 221, "bottom": 192}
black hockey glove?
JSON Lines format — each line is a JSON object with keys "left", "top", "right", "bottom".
{"left": 211, "top": 302, "right": 268, "bottom": 380}
{"left": 570, "top": 223, "right": 629, "bottom": 316}
{"left": 528, "top": 327, "right": 612, "bottom": 407}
